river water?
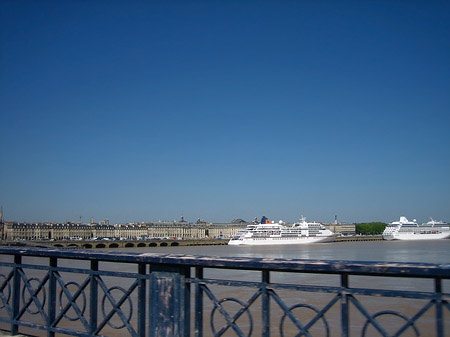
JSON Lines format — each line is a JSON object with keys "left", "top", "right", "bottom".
{"left": 123, "top": 239, "right": 450, "bottom": 263}
{"left": 1, "top": 240, "right": 449, "bottom": 336}
{"left": 122, "top": 240, "right": 450, "bottom": 336}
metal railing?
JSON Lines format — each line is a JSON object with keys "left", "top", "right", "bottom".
{"left": 0, "top": 247, "right": 449, "bottom": 337}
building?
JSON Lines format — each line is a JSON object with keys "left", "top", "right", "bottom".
{"left": 2, "top": 218, "right": 249, "bottom": 241}
{"left": 323, "top": 223, "right": 356, "bottom": 236}
{"left": 3, "top": 222, "right": 93, "bottom": 241}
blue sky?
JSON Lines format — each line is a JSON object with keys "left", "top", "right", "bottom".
{"left": 1, "top": 1, "right": 449, "bottom": 224}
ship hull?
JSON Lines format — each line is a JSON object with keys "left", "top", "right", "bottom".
{"left": 383, "top": 231, "right": 450, "bottom": 241}
{"left": 228, "top": 235, "right": 335, "bottom": 245}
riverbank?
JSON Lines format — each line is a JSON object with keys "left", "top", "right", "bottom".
{"left": 0, "top": 235, "right": 382, "bottom": 249}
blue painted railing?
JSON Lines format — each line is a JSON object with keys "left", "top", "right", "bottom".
{"left": 0, "top": 247, "right": 449, "bottom": 337}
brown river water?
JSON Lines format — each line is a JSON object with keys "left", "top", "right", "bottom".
{"left": 1, "top": 240, "right": 449, "bottom": 336}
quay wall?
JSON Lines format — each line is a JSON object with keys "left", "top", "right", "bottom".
{"left": 335, "top": 235, "right": 383, "bottom": 242}
{"left": 1, "top": 235, "right": 382, "bottom": 249}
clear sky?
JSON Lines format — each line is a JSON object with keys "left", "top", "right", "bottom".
{"left": 1, "top": 1, "right": 449, "bottom": 225}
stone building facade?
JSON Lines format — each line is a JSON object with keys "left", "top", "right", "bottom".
{"left": 323, "top": 223, "right": 356, "bottom": 236}
{"left": 3, "top": 220, "right": 246, "bottom": 241}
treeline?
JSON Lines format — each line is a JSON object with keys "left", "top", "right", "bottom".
{"left": 354, "top": 222, "right": 387, "bottom": 235}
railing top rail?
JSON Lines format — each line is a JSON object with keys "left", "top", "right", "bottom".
{"left": 0, "top": 246, "right": 449, "bottom": 278}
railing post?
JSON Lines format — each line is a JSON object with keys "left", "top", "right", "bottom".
{"left": 341, "top": 273, "right": 349, "bottom": 337}
{"left": 435, "top": 278, "right": 443, "bottom": 337}
{"left": 47, "top": 257, "right": 57, "bottom": 337}
{"left": 11, "top": 254, "right": 21, "bottom": 335}
{"left": 89, "top": 260, "right": 98, "bottom": 335}
{"left": 194, "top": 267, "right": 203, "bottom": 337}
{"left": 262, "top": 270, "right": 270, "bottom": 337}
{"left": 138, "top": 263, "right": 146, "bottom": 337}
{"left": 149, "top": 264, "right": 190, "bottom": 337}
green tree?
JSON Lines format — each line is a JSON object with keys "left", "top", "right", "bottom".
{"left": 355, "top": 222, "right": 387, "bottom": 235}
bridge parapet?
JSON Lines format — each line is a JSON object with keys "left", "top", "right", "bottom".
{"left": 1, "top": 239, "right": 228, "bottom": 250}
{"left": 0, "top": 247, "right": 449, "bottom": 336}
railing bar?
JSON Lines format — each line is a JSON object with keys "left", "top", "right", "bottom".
{"left": 188, "top": 278, "right": 264, "bottom": 288}
{"left": 189, "top": 278, "right": 342, "bottom": 292}
{"left": 46, "top": 327, "right": 107, "bottom": 337}
{"left": 94, "top": 278, "right": 139, "bottom": 336}
{"left": 435, "top": 278, "right": 443, "bottom": 337}
{"left": 52, "top": 327, "right": 107, "bottom": 337}
{"left": 2, "top": 264, "right": 140, "bottom": 287}
{"left": 349, "top": 296, "right": 390, "bottom": 337}
{"left": 341, "top": 274, "right": 349, "bottom": 337}
{"left": 93, "top": 278, "right": 123, "bottom": 334}
{"left": 262, "top": 270, "right": 270, "bottom": 337}
{"left": 184, "top": 266, "right": 191, "bottom": 337}
{"left": 5, "top": 259, "right": 450, "bottom": 284}
{"left": 89, "top": 260, "right": 98, "bottom": 335}
{"left": 188, "top": 278, "right": 342, "bottom": 294}
{"left": 47, "top": 257, "right": 57, "bottom": 337}
{"left": 2, "top": 247, "right": 450, "bottom": 277}
{"left": 0, "top": 267, "right": 14, "bottom": 289}
{"left": 269, "top": 283, "right": 343, "bottom": 293}
{"left": 0, "top": 269, "right": 14, "bottom": 318}
{"left": 233, "top": 290, "right": 262, "bottom": 321}
{"left": 4, "top": 263, "right": 74, "bottom": 272}
{"left": 195, "top": 267, "right": 204, "bottom": 337}
{"left": 201, "top": 285, "right": 248, "bottom": 336}
{"left": 269, "top": 289, "right": 309, "bottom": 333}
{"left": 8, "top": 320, "right": 108, "bottom": 337}
{"left": 52, "top": 273, "right": 91, "bottom": 330}
{"left": 214, "top": 307, "right": 248, "bottom": 337}
{"left": 163, "top": 266, "right": 450, "bottom": 279}
{"left": 347, "top": 287, "right": 443, "bottom": 299}
{"left": 4, "top": 267, "right": 450, "bottom": 281}
{"left": 0, "top": 295, "right": 13, "bottom": 319}
{"left": 393, "top": 299, "right": 434, "bottom": 337}
{"left": 3, "top": 262, "right": 145, "bottom": 279}
{"left": 0, "top": 260, "right": 143, "bottom": 273}
{"left": 66, "top": 269, "right": 144, "bottom": 279}
{"left": 303, "top": 294, "right": 340, "bottom": 332}
{"left": 138, "top": 263, "right": 146, "bottom": 337}
{"left": 188, "top": 277, "right": 442, "bottom": 300}
{"left": 16, "top": 268, "right": 49, "bottom": 322}
{"left": 11, "top": 255, "right": 20, "bottom": 336}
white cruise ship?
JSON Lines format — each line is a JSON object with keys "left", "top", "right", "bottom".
{"left": 382, "top": 216, "right": 450, "bottom": 241}
{"left": 228, "top": 216, "right": 335, "bottom": 246}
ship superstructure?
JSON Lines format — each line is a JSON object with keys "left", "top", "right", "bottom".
{"left": 382, "top": 217, "right": 450, "bottom": 241}
{"left": 228, "top": 216, "right": 335, "bottom": 245}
